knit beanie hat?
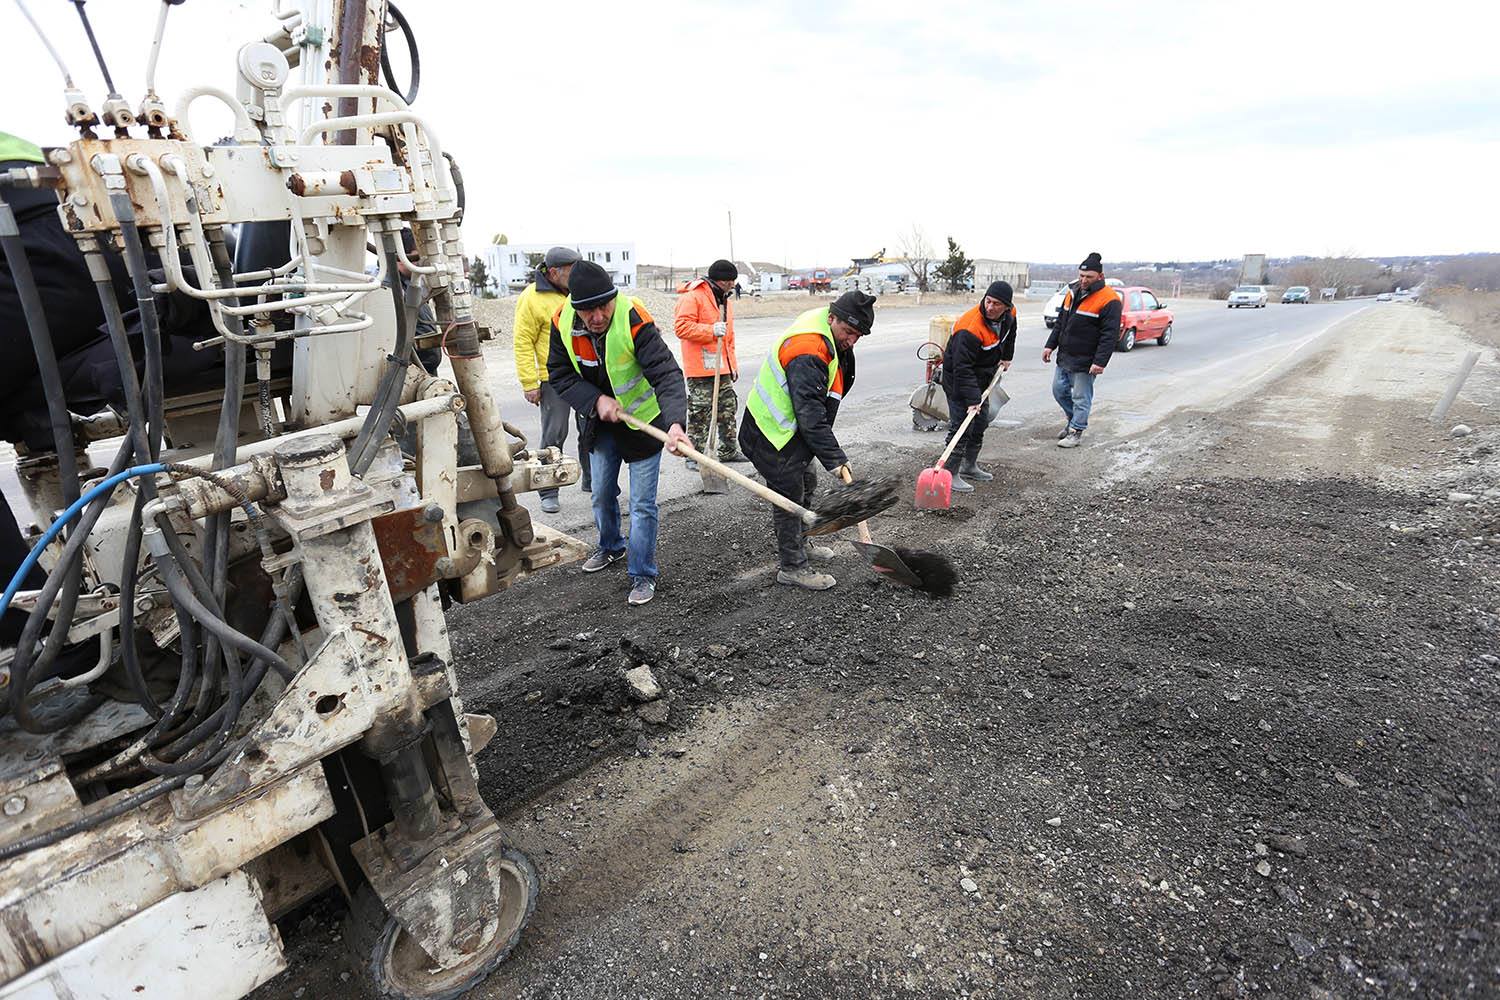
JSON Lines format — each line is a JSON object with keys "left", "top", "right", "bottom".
{"left": 830, "top": 290, "right": 877, "bottom": 335}
{"left": 984, "top": 280, "right": 1014, "bottom": 308}
{"left": 568, "top": 261, "right": 617, "bottom": 309}
{"left": 1079, "top": 252, "right": 1104, "bottom": 273}
{"left": 707, "top": 259, "right": 738, "bottom": 281}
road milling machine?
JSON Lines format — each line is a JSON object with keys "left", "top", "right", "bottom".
{"left": 0, "top": 2, "right": 581, "bottom": 996}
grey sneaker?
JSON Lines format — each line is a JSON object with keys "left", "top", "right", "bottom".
{"left": 539, "top": 495, "right": 561, "bottom": 514}
{"left": 776, "top": 566, "right": 836, "bottom": 590}
{"left": 1057, "top": 426, "right": 1072, "bottom": 440}
{"left": 582, "top": 549, "right": 624, "bottom": 573}
{"left": 627, "top": 578, "right": 656, "bottom": 605}
{"left": 1057, "top": 429, "right": 1084, "bottom": 449}
{"left": 959, "top": 460, "right": 993, "bottom": 482}
{"left": 950, "top": 472, "right": 974, "bottom": 493}
{"left": 808, "top": 544, "right": 835, "bottom": 562}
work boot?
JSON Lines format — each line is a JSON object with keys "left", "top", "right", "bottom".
{"left": 582, "top": 548, "right": 625, "bottom": 573}
{"left": 539, "top": 494, "right": 561, "bottom": 514}
{"left": 959, "top": 458, "right": 993, "bottom": 482}
{"left": 1057, "top": 429, "right": 1084, "bottom": 449}
{"left": 809, "top": 544, "right": 835, "bottom": 562}
{"left": 721, "top": 451, "right": 752, "bottom": 464}
{"left": 1057, "top": 426, "right": 1072, "bottom": 440}
{"left": 949, "top": 472, "right": 974, "bottom": 493}
{"left": 627, "top": 578, "right": 656, "bottom": 606}
{"left": 776, "top": 566, "right": 837, "bottom": 590}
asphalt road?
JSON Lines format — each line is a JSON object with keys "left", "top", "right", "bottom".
{"left": 496, "top": 297, "right": 1370, "bottom": 532}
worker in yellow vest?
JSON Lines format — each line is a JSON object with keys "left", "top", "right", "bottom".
{"left": 547, "top": 262, "right": 689, "bottom": 606}
{"left": 513, "top": 246, "right": 581, "bottom": 511}
{"left": 740, "top": 290, "right": 876, "bottom": 591}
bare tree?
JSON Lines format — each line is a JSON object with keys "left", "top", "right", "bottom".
{"left": 898, "top": 225, "right": 934, "bottom": 293}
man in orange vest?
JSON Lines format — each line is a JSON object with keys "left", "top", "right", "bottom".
{"left": 672, "top": 259, "right": 750, "bottom": 468}
{"left": 940, "top": 280, "right": 1016, "bottom": 492}
{"left": 1043, "top": 252, "right": 1122, "bottom": 449}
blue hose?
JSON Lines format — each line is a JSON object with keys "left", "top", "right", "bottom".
{"left": 1, "top": 464, "right": 167, "bottom": 620}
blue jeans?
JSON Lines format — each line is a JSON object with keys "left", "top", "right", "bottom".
{"left": 1051, "top": 366, "right": 1096, "bottom": 431}
{"left": 588, "top": 431, "right": 661, "bottom": 581}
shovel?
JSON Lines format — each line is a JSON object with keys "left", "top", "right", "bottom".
{"left": 914, "top": 367, "right": 1009, "bottom": 511}
{"left": 698, "top": 302, "right": 730, "bottom": 494}
{"left": 621, "top": 415, "right": 895, "bottom": 535}
{"left": 836, "top": 466, "right": 925, "bottom": 588}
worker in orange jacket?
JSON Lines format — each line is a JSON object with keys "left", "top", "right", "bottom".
{"left": 673, "top": 259, "right": 750, "bottom": 467}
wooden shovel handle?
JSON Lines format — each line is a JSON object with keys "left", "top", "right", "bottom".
{"left": 933, "top": 365, "right": 1006, "bottom": 470}
{"left": 622, "top": 414, "right": 815, "bottom": 524}
{"left": 705, "top": 301, "right": 724, "bottom": 445}
{"left": 837, "top": 466, "right": 875, "bottom": 544}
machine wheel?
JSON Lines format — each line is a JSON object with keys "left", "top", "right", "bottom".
{"left": 1120, "top": 328, "right": 1137, "bottom": 352}
{"left": 345, "top": 847, "right": 539, "bottom": 1000}
{"left": 1157, "top": 323, "right": 1172, "bottom": 346}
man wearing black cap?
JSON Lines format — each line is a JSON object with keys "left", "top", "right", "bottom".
{"left": 1043, "top": 252, "right": 1121, "bottom": 448}
{"left": 940, "top": 280, "right": 1017, "bottom": 491}
{"left": 673, "top": 259, "right": 750, "bottom": 470}
{"left": 741, "top": 291, "right": 876, "bottom": 590}
{"left": 547, "top": 261, "right": 690, "bottom": 606}
{"left": 515, "top": 246, "right": 583, "bottom": 510}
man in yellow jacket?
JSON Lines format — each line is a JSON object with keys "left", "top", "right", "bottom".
{"left": 513, "top": 246, "right": 582, "bottom": 511}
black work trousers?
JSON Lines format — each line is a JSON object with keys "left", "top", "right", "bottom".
{"left": 756, "top": 455, "right": 817, "bottom": 569}
{"left": 942, "top": 385, "right": 992, "bottom": 467}
{"left": 537, "top": 382, "right": 572, "bottom": 500}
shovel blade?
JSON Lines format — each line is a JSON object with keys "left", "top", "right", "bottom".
{"left": 914, "top": 467, "right": 952, "bottom": 510}
{"left": 851, "top": 540, "right": 925, "bottom": 589}
{"left": 699, "top": 468, "right": 729, "bottom": 494}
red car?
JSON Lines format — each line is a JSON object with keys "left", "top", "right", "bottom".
{"left": 1115, "top": 286, "right": 1173, "bottom": 351}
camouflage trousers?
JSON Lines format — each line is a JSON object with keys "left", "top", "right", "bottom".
{"left": 686, "top": 375, "right": 741, "bottom": 460}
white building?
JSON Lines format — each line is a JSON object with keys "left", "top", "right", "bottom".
{"left": 480, "top": 242, "right": 637, "bottom": 295}
{"left": 973, "top": 259, "right": 1029, "bottom": 293}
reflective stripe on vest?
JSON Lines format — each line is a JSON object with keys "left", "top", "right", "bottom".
{"left": 746, "top": 307, "right": 838, "bottom": 451}
{"left": 559, "top": 297, "right": 661, "bottom": 423}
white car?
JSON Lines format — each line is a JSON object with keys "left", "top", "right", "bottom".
{"left": 1044, "top": 277, "right": 1123, "bottom": 328}
{"left": 1227, "top": 285, "right": 1269, "bottom": 308}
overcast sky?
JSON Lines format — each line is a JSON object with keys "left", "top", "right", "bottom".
{"left": 7, "top": 0, "right": 1498, "bottom": 268}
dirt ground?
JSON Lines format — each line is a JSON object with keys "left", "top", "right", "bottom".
{"left": 258, "top": 300, "right": 1500, "bottom": 999}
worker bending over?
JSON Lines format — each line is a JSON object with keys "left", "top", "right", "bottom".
{"left": 740, "top": 290, "right": 876, "bottom": 591}
{"left": 547, "top": 262, "right": 689, "bottom": 606}
{"left": 941, "top": 280, "right": 1016, "bottom": 492}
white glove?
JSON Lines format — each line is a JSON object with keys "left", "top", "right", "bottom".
{"left": 712, "top": 321, "right": 727, "bottom": 339}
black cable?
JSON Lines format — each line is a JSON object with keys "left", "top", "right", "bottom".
{"left": 108, "top": 192, "right": 166, "bottom": 460}
{"left": 0, "top": 745, "right": 235, "bottom": 863}
{"left": 348, "top": 238, "right": 412, "bottom": 476}
{"left": 0, "top": 195, "right": 81, "bottom": 507}
{"left": 379, "top": 2, "right": 420, "bottom": 106}
{"left": 442, "top": 152, "right": 465, "bottom": 222}
{"left": 88, "top": 246, "right": 161, "bottom": 717}
{"left": 70, "top": 1, "right": 119, "bottom": 98}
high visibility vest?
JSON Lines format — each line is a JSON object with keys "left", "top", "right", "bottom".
{"left": 0, "top": 132, "right": 43, "bottom": 165}
{"left": 746, "top": 307, "right": 839, "bottom": 450}
{"left": 559, "top": 296, "right": 661, "bottom": 424}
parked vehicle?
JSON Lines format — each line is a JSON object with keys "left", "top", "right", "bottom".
{"left": 1282, "top": 285, "right": 1311, "bottom": 304}
{"left": 1227, "top": 285, "right": 1269, "bottom": 308}
{"left": 1116, "top": 286, "right": 1174, "bottom": 351}
{"left": 1376, "top": 292, "right": 1393, "bottom": 301}
{"left": 1044, "top": 277, "right": 1124, "bottom": 328}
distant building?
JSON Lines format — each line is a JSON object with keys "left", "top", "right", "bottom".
{"left": 481, "top": 242, "right": 637, "bottom": 294}
{"left": 973, "top": 259, "right": 1029, "bottom": 293}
